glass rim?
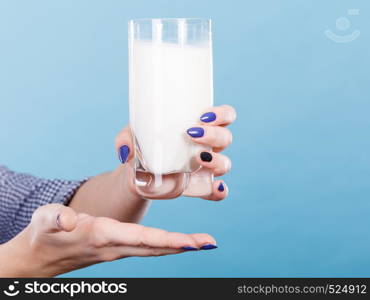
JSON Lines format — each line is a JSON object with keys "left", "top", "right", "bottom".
{"left": 129, "top": 18, "right": 211, "bottom": 23}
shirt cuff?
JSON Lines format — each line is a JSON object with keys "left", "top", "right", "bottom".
{"left": 53, "top": 177, "right": 89, "bottom": 206}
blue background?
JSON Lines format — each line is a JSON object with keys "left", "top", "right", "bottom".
{"left": 0, "top": 0, "right": 369, "bottom": 277}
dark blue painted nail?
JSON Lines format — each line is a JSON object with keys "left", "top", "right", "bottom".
{"left": 201, "top": 244, "right": 218, "bottom": 250}
{"left": 218, "top": 182, "right": 225, "bottom": 192}
{"left": 200, "top": 112, "right": 216, "bottom": 123}
{"left": 182, "top": 246, "right": 198, "bottom": 251}
{"left": 118, "top": 145, "right": 130, "bottom": 163}
{"left": 200, "top": 151, "right": 213, "bottom": 162}
{"left": 187, "top": 127, "right": 204, "bottom": 138}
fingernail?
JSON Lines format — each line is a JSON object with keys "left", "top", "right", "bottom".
{"left": 56, "top": 214, "right": 62, "bottom": 230}
{"left": 118, "top": 145, "right": 130, "bottom": 163}
{"left": 200, "top": 151, "right": 213, "bottom": 162}
{"left": 182, "top": 246, "right": 198, "bottom": 251}
{"left": 218, "top": 182, "right": 225, "bottom": 192}
{"left": 187, "top": 127, "right": 204, "bottom": 138}
{"left": 200, "top": 112, "right": 216, "bottom": 123}
{"left": 201, "top": 244, "right": 218, "bottom": 250}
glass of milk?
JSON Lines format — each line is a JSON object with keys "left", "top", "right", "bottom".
{"left": 128, "top": 18, "right": 213, "bottom": 199}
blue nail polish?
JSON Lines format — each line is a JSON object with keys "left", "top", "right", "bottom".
{"left": 118, "top": 145, "right": 130, "bottom": 163}
{"left": 200, "top": 112, "right": 216, "bottom": 123}
{"left": 187, "top": 127, "right": 204, "bottom": 138}
{"left": 182, "top": 246, "right": 198, "bottom": 251}
{"left": 201, "top": 244, "right": 218, "bottom": 250}
{"left": 218, "top": 182, "right": 225, "bottom": 192}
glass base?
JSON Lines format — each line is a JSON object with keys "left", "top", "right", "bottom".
{"left": 134, "top": 168, "right": 213, "bottom": 199}
{"left": 134, "top": 171, "right": 188, "bottom": 199}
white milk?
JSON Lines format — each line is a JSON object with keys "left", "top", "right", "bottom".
{"left": 129, "top": 41, "right": 213, "bottom": 175}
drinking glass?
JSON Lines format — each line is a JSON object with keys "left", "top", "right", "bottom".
{"left": 128, "top": 18, "right": 213, "bottom": 199}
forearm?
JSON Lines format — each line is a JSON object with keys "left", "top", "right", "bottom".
{"left": 68, "top": 164, "right": 150, "bottom": 223}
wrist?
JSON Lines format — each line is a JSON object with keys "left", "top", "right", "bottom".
{"left": 68, "top": 163, "right": 149, "bottom": 223}
{"left": 114, "top": 163, "right": 145, "bottom": 202}
{"left": 112, "top": 164, "right": 150, "bottom": 223}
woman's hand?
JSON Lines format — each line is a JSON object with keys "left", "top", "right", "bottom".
{"left": 68, "top": 105, "right": 236, "bottom": 223}
{"left": 0, "top": 204, "right": 216, "bottom": 277}
{"left": 116, "top": 105, "right": 236, "bottom": 201}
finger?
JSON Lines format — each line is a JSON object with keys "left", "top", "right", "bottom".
{"left": 31, "top": 203, "right": 78, "bottom": 233}
{"left": 93, "top": 219, "right": 196, "bottom": 248}
{"left": 197, "top": 151, "right": 231, "bottom": 177}
{"left": 114, "top": 126, "right": 134, "bottom": 164}
{"left": 136, "top": 228, "right": 216, "bottom": 250}
{"left": 119, "top": 246, "right": 183, "bottom": 257}
{"left": 100, "top": 246, "right": 184, "bottom": 261}
{"left": 200, "top": 105, "right": 237, "bottom": 126}
{"left": 186, "top": 125, "right": 232, "bottom": 151}
{"left": 94, "top": 218, "right": 215, "bottom": 249}
{"left": 201, "top": 180, "right": 228, "bottom": 201}
{"left": 139, "top": 227, "right": 198, "bottom": 249}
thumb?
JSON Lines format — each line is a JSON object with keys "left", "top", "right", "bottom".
{"left": 115, "top": 126, "right": 134, "bottom": 164}
{"left": 31, "top": 203, "right": 78, "bottom": 233}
